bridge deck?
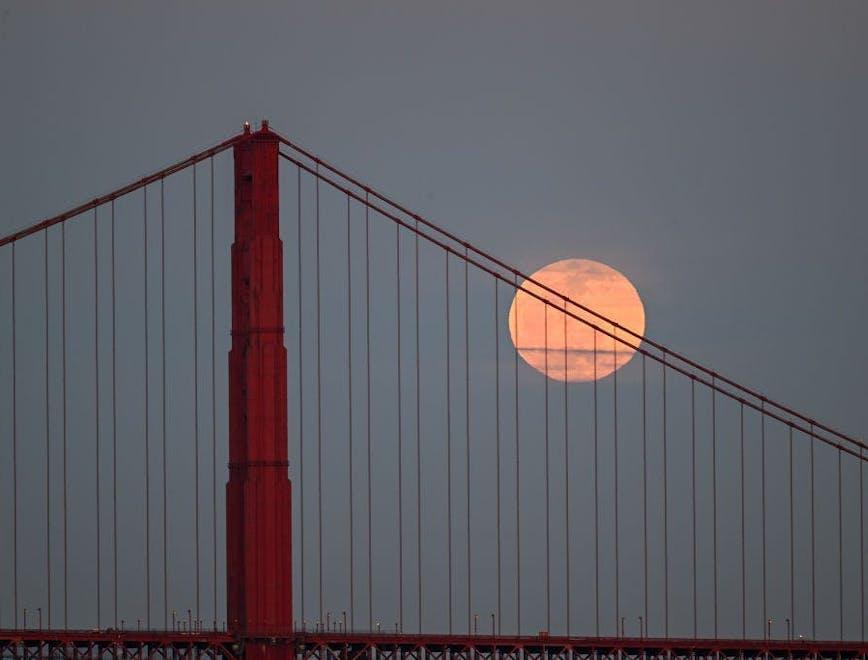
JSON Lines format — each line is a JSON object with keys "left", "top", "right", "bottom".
{"left": 2, "top": 630, "right": 867, "bottom": 659}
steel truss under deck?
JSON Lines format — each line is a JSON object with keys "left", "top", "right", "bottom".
{"left": 3, "top": 631, "right": 867, "bottom": 660}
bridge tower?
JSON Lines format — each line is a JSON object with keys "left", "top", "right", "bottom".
{"left": 227, "top": 121, "right": 292, "bottom": 656}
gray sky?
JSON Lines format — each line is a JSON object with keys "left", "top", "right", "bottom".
{"left": 1, "top": 0, "right": 866, "bottom": 641}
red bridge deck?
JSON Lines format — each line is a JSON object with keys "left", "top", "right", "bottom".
{"left": 2, "top": 630, "right": 867, "bottom": 659}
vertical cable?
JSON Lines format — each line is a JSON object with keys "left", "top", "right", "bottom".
{"left": 161, "top": 178, "right": 168, "bottom": 629}
{"left": 712, "top": 375, "right": 718, "bottom": 638}
{"left": 854, "top": 446, "right": 867, "bottom": 636}
{"left": 446, "top": 251, "right": 453, "bottom": 634}
{"left": 315, "top": 166, "right": 323, "bottom": 624}
{"left": 495, "top": 281, "right": 502, "bottom": 634}
{"left": 94, "top": 207, "right": 102, "bottom": 628}
{"left": 44, "top": 229, "right": 51, "bottom": 628}
{"left": 192, "top": 164, "right": 201, "bottom": 620}
{"left": 144, "top": 186, "right": 151, "bottom": 628}
{"left": 789, "top": 424, "right": 794, "bottom": 638}
{"left": 740, "top": 402, "right": 746, "bottom": 638}
{"left": 544, "top": 303, "right": 550, "bottom": 632}
{"left": 563, "top": 300, "right": 569, "bottom": 636}
{"left": 663, "top": 352, "right": 669, "bottom": 637}
{"left": 415, "top": 220, "right": 421, "bottom": 633}
{"left": 111, "top": 199, "right": 118, "bottom": 627}
{"left": 839, "top": 447, "right": 844, "bottom": 640}
{"left": 62, "top": 224, "right": 68, "bottom": 627}
{"left": 297, "top": 167, "right": 305, "bottom": 625}
{"left": 613, "top": 331, "right": 619, "bottom": 635}
{"left": 464, "top": 246, "right": 471, "bottom": 634}
{"left": 643, "top": 355, "right": 649, "bottom": 636}
{"left": 593, "top": 329, "right": 599, "bottom": 636}
{"left": 513, "top": 272, "right": 520, "bottom": 635}
{"left": 691, "top": 377, "right": 697, "bottom": 638}
{"left": 365, "top": 193, "right": 372, "bottom": 631}
{"left": 810, "top": 423, "right": 816, "bottom": 639}
{"left": 11, "top": 242, "right": 18, "bottom": 628}
{"left": 209, "top": 157, "right": 216, "bottom": 625}
{"left": 347, "top": 195, "right": 355, "bottom": 630}
{"left": 761, "top": 403, "right": 767, "bottom": 636}
{"left": 396, "top": 223, "right": 404, "bottom": 631}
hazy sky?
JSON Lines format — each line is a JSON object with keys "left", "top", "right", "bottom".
{"left": 1, "top": 1, "right": 866, "bottom": 640}
{"left": 2, "top": 2, "right": 865, "bottom": 430}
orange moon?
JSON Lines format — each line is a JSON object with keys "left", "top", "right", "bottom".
{"left": 507, "top": 259, "right": 645, "bottom": 382}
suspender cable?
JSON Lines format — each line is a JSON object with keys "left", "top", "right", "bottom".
{"left": 192, "top": 165, "right": 201, "bottom": 620}
{"left": 544, "top": 303, "right": 550, "bottom": 632}
{"left": 762, "top": 403, "right": 767, "bottom": 635}
{"left": 839, "top": 447, "right": 844, "bottom": 640}
{"left": 446, "top": 251, "right": 453, "bottom": 634}
{"left": 691, "top": 377, "right": 697, "bottom": 638}
{"left": 810, "top": 423, "right": 816, "bottom": 639}
{"left": 513, "top": 271, "right": 521, "bottom": 636}
{"left": 712, "top": 375, "right": 718, "bottom": 638}
{"left": 563, "top": 300, "right": 569, "bottom": 636}
{"left": 397, "top": 222, "right": 404, "bottom": 631}
{"left": 861, "top": 445, "right": 865, "bottom": 642}
{"left": 663, "top": 352, "right": 669, "bottom": 637}
{"left": 614, "top": 331, "right": 620, "bottom": 635}
{"left": 11, "top": 242, "right": 18, "bottom": 628}
{"left": 111, "top": 199, "right": 118, "bottom": 627}
{"left": 740, "top": 402, "right": 746, "bottom": 638}
{"left": 347, "top": 195, "right": 355, "bottom": 630}
{"left": 495, "top": 281, "right": 502, "bottom": 634}
{"left": 62, "top": 223, "right": 68, "bottom": 627}
{"left": 789, "top": 424, "right": 794, "bottom": 639}
{"left": 298, "top": 167, "right": 305, "bottom": 625}
{"left": 44, "top": 228, "right": 51, "bottom": 628}
{"left": 643, "top": 355, "right": 649, "bottom": 637}
{"left": 161, "top": 178, "right": 168, "bottom": 629}
{"left": 144, "top": 186, "right": 151, "bottom": 628}
{"left": 315, "top": 166, "right": 324, "bottom": 625}
{"left": 593, "top": 329, "right": 599, "bottom": 636}
{"left": 209, "top": 157, "right": 216, "bottom": 625}
{"left": 464, "top": 245, "right": 471, "bottom": 634}
{"left": 365, "top": 193, "right": 372, "bottom": 631}
{"left": 415, "top": 219, "right": 421, "bottom": 632}
{"left": 95, "top": 206, "right": 102, "bottom": 628}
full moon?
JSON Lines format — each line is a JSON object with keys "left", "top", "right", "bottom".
{"left": 508, "top": 258, "right": 645, "bottom": 382}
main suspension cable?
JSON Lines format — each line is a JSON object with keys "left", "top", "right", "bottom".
{"left": 276, "top": 135, "right": 861, "bottom": 454}
{"left": 277, "top": 151, "right": 862, "bottom": 461}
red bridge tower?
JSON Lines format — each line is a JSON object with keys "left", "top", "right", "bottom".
{"left": 227, "top": 121, "right": 293, "bottom": 656}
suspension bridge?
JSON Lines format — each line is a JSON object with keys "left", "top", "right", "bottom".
{"left": 0, "top": 122, "right": 865, "bottom": 658}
